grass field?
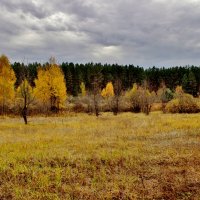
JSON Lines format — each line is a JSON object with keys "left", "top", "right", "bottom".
{"left": 0, "top": 112, "right": 200, "bottom": 199}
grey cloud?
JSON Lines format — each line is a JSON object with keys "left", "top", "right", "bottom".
{"left": 1, "top": 0, "right": 49, "bottom": 19}
{"left": 49, "top": 0, "right": 99, "bottom": 20}
{"left": 1, "top": 0, "right": 200, "bottom": 66}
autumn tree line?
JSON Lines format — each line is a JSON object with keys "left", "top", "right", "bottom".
{"left": 1, "top": 54, "right": 200, "bottom": 124}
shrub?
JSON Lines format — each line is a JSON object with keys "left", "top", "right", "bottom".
{"left": 166, "top": 94, "right": 200, "bottom": 113}
{"left": 72, "top": 103, "right": 86, "bottom": 113}
{"left": 126, "top": 83, "right": 156, "bottom": 115}
{"left": 157, "top": 86, "right": 174, "bottom": 113}
{"left": 165, "top": 99, "right": 180, "bottom": 113}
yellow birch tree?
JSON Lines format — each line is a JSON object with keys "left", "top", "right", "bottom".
{"left": 101, "top": 82, "right": 114, "bottom": 98}
{"left": 80, "top": 82, "right": 86, "bottom": 96}
{"left": 34, "top": 63, "right": 67, "bottom": 112}
{"left": 0, "top": 55, "right": 16, "bottom": 114}
{"left": 16, "top": 79, "right": 34, "bottom": 124}
{"left": 101, "top": 82, "right": 114, "bottom": 111}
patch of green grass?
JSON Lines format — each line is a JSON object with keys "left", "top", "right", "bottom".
{"left": 0, "top": 112, "right": 200, "bottom": 199}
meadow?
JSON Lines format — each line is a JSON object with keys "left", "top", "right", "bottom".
{"left": 0, "top": 112, "right": 200, "bottom": 199}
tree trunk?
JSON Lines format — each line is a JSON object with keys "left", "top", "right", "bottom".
{"left": 113, "top": 97, "right": 119, "bottom": 115}
{"left": 22, "top": 92, "right": 28, "bottom": 124}
{"left": 94, "top": 95, "right": 99, "bottom": 117}
{"left": 94, "top": 100, "right": 99, "bottom": 117}
{"left": 22, "top": 107, "right": 28, "bottom": 124}
{"left": 162, "top": 102, "right": 166, "bottom": 113}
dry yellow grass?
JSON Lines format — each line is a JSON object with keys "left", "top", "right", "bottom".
{"left": 0, "top": 112, "right": 200, "bottom": 199}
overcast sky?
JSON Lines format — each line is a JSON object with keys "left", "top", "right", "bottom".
{"left": 1, "top": 0, "right": 200, "bottom": 67}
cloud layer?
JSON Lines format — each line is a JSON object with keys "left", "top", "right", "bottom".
{"left": 1, "top": 0, "right": 200, "bottom": 66}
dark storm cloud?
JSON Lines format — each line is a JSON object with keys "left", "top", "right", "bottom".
{"left": 1, "top": 0, "right": 200, "bottom": 66}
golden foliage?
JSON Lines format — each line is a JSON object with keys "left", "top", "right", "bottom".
{"left": 127, "top": 83, "right": 137, "bottom": 97}
{"left": 101, "top": 82, "right": 114, "bottom": 98}
{"left": 175, "top": 85, "right": 184, "bottom": 96}
{"left": 166, "top": 93, "right": 199, "bottom": 113}
{"left": 16, "top": 79, "right": 34, "bottom": 106}
{"left": 126, "top": 83, "right": 155, "bottom": 114}
{"left": 80, "top": 82, "right": 86, "bottom": 96}
{"left": 0, "top": 55, "right": 16, "bottom": 108}
{"left": 34, "top": 64, "right": 67, "bottom": 109}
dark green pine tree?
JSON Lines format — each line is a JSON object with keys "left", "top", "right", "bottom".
{"left": 12, "top": 62, "right": 24, "bottom": 88}
{"left": 182, "top": 73, "right": 188, "bottom": 93}
{"left": 182, "top": 71, "right": 197, "bottom": 96}
{"left": 61, "top": 63, "right": 73, "bottom": 96}
{"left": 188, "top": 71, "right": 197, "bottom": 96}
